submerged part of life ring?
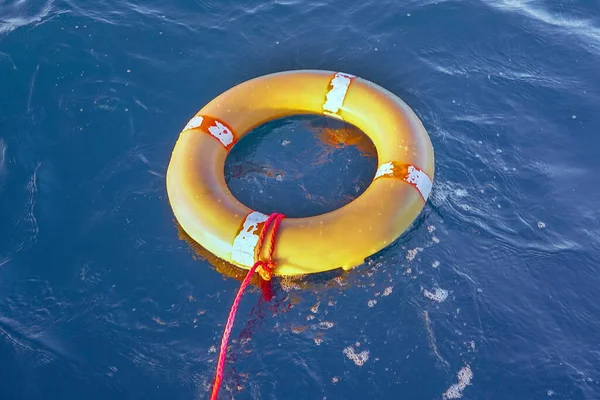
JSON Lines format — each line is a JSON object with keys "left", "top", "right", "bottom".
{"left": 166, "top": 70, "right": 434, "bottom": 277}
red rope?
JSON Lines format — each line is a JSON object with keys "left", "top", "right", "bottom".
{"left": 210, "top": 212, "right": 285, "bottom": 400}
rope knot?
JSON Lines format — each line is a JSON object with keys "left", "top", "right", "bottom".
{"left": 252, "top": 212, "right": 285, "bottom": 281}
{"left": 210, "top": 212, "right": 285, "bottom": 400}
{"left": 257, "top": 260, "right": 275, "bottom": 281}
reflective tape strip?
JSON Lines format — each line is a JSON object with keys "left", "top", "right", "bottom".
{"left": 182, "top": 115, "right": 235, "bottom": 148}
{"left": 184, "top": 115, "right": 204, "bottom": 130}
{"left": 405, "top": 165, "right": 433, "bottom": 201}
{"left": 207, "top": 121, "right": 234, "bottom": 147}
{"left": 231, "top": 211, "right": 269, "bottom": 267}
{"left": 374, "top": 161, "right": 395, "bottom": 180}
{"left": 374, "top": 162, "right": 432, "bottom": 201}
{"left": 323, "top": 72, "right": 355, "bottom": 114}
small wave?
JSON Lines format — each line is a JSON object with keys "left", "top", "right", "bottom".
{"left": 0, "top": 162, "right": 40, "bottom": 267}
{"left": 60, "top": 0, "right": 198, "bottom": 33}
{"left": 0, "top": 277, "right": 84, "bottom": 367}
{"left": 481, "top": 0, "right": 600, "bottom": 55}
{"left": 0, "top": 137, "right": 7, "bottom": 186}
{"left": 451, "top": 113, "right": 516, "bottom": 126}
{"left": 420, "top": 46, "right": 583, "bottom": 92}
{"left": 423, "top": 310, "right": 450, "bottom": 369}
{"left": 0, "top": 316, "right": 59, "bottom": 368}
{"left": 0, "top": 51, "right": 17, "bottom": 70}
{"left": 0, "top": 0, "right": 60, "bottom": 35}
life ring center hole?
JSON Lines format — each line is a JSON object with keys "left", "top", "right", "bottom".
{"left": 224, "top": 114, "right": 378, "bottom": 218}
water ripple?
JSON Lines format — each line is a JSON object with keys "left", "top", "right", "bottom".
{"left": 0, "top": 159, "right": 40, "bottom": 268}
{"left": 0, "top": 0, "right": 61, "bottom": 35}
{"left": 481, "top": 0, "right": 600, "bottom": 55}
{"left": 1, "top": 0, "right": 599, "bottom": 398}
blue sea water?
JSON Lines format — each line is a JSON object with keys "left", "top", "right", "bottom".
{"left": 2, "top": 0, "right": 600, "bottom": 399}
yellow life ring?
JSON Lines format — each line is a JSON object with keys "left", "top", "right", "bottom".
{"left": 166, "top": 70, "right": 434, "bottom": 277}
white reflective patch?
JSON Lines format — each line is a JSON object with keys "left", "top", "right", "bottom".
{"left": 184, "top": 115, "right": 203, "bottom": 131}
{"left": 405, "top": 165, "right": 432, "bottom": 201}
{"left": 375, "top": 163, "right": 433, "bottom": 201}
{"left": 208, "top": 121, "right": 234, "bottom": 147}
{"left": 231, "top": 211, "right": 269, "bottom": 267}
{"left": 323, "top": 72, "right": 354, "bottom": 114}
{"left": 374, "top": 162, "right": 394, "bottom": 179}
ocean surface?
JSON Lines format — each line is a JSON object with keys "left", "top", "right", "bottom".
{"left": 1, "top": 0, "right": 600, "bottom": 399}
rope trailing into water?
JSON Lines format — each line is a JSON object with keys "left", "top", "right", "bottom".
{"left": 210, "top": 212, "right": 286, "bottom": 400}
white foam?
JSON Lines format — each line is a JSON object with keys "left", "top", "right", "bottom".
{"left": 424, "top": 288, "right": 449, "bottom": 303}
{"left": 443, "top": 365, "right": 473, "bottom": 399}
{"left": 343, "top": 345, "right": 369, "bottom": 367}
{"left": 406, "top": 247, "right": 423, "bottom": 261}
{"left": 318, "top": 321, "right": 334, "bottom": 330}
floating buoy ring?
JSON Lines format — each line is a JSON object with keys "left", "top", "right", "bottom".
{"left": 166, "top": 70, "right": 434, "bottom": 277}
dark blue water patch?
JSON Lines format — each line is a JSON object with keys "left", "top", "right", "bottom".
{"left": 3, "top": 0, "right": 600, "bottom": 398}
{"left": 224, "top": 114, "right": 378, "bottom": 218}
